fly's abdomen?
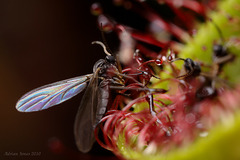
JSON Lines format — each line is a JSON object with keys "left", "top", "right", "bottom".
{"left": 95, "top": 81, "right": 110, "bottom": 127}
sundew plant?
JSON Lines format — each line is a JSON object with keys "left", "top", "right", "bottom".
{"left": 90, "top": 0, "right": 240, "bottom": 160}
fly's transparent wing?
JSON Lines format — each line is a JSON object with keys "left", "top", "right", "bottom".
{"left": 16, "top": 74, "right": 93, "bottom": 112}
{"left": 74, "top": 70, "right": 100, "bottom": 153}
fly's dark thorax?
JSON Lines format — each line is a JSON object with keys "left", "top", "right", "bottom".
{"left": 93, "top": 58, "right": 123, "bottom": 83}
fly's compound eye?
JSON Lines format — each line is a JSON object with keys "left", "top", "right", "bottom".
{"left": 106, "top": 55, "right": 116, "bottom": 64}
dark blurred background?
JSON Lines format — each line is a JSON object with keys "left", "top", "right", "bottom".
{"left": 0, "top": 0, "right": 119, "bottom": 159}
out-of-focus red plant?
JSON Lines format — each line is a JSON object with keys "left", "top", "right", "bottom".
{"left": 91, "top": 0, "right": 212, "bottom": 55}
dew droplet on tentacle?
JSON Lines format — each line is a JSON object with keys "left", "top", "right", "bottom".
{"left": 155, "top": 59, "right": 163, "bottom": 66}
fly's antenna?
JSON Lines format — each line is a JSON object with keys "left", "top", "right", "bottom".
{"left": 92, "top": 23, "right": 114, "bottom": 56}
{"left": 209, "top": 18, "right": 225, "bottom": 45}
{"left": 100, "top": 23, "right": 113, "bottom": 55}
{"left": 92, "top": 41, "right": 112, "bottom": 56}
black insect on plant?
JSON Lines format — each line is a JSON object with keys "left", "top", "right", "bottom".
{"left": 170, "top": 57, "right": 202, "bottom": 80}
{"left": 170, "top": 55, "right": 223, "bottom": 100}
{"left": 15, "top": 41, "right": 125, "bottom": 153}
{"left": 168, "top": 20, "right": 235, "bottom": 101}
{"left": 210, "top": 19, "right": 235, "bottom": 75}
{"left": 195, "top": 21, "right": 235, "bottom": 99}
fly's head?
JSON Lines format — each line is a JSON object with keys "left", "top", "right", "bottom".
{"left": 92, "top": 56, "right": 117, "bottom": 74}
{"left": 95, "top": 56, "right": 122, "bottom": 83}
{"left": 105, "top": 55, "right": 116, "bottom": 64}
{"left": 184, "top": 58, "right": 201, "bottom": 78}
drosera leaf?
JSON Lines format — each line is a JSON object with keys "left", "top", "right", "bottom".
{"left": 116, "top": 0, "right": 240, "bottom": 159}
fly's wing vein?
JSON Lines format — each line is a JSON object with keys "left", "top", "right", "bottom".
{"left": 16, "top": 74, "right": 93, "bottom": 112}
